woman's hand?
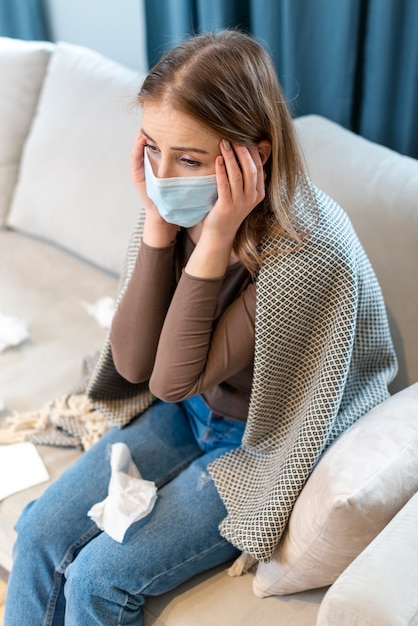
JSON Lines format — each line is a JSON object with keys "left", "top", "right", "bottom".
{"left": 186, "top": 141, "right": 266, "bottom": 278}
{"left": 209, "top": 140, "right": 265, "bottom": 238}
{"left": 131, "top": 132, "right": 178, "bottom": 247}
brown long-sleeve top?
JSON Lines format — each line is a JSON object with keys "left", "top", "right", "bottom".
{"left": 110, "top": 230, "right": 256, "bottom": 422}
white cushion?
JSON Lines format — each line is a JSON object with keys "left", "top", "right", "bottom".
{"left": 0, "top": 37, "right": 53, "bottom": 225}
{"left": 253, "top": 383, "right": 418, "bottom": 597}
{"left": 316, "top": 491, "right": 418, "bottom": 626}
{"left": 8, "top": 42, "right": 146, "bottom": 275}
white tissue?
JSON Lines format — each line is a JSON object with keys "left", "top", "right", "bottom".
{"left": 87, "top": 442, "right": 157, "bottom": 542}
{"left": 81, "top": 296, "right": 116, "bottom": 329}
{"left": 0, "top": 312, "right": 30, "bottom": 352}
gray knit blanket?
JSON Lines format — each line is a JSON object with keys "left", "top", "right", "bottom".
{"left": 2, "top": 185, "right": 397, "bottom": 561}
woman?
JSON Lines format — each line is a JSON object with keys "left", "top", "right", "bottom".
{"left": 5, "top": 30, "right": 397, "bottom": 624}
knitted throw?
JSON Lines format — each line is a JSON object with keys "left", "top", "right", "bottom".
{"left": 2, "top": 186, "right": 397, "bottom": 561}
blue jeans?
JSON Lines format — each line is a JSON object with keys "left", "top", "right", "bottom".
{"left": 5, "top": 397, "right": 245, "bottom": 625}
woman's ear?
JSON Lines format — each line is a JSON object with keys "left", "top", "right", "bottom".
{"left": 257, "top": 140, "right": 272, "bottom": 165}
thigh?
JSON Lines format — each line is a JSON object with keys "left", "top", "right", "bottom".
{"left": 64, "top": 446, "right": 240, "bottom": 606}
{"left": 15, "top": 400, "right": 202, "bottom": 556}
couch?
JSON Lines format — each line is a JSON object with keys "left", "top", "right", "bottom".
{"left": 1, "top": 37, "right": 417, "bottom": 626}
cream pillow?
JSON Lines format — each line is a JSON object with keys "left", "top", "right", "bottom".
{"left": 316, "top": 491, "right": 418, "bottom": 626}
{"left": 8, "top": 42, "right": 146, "bottom": 275}
{"left": 253, "top": 383, "right": 418, "bottom": 597}
{"left": 0, "top": 37, "right": 53, "bottom": 225}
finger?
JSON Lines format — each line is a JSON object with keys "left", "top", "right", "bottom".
{"left": 134, "top": 128, "right": 147, "bottom": 144}
{"left": 131, "top": 137, "right": 146, "bottom": 182}
{"left": 247, "top": 145, "right": 265, "bottom": 188}
{"left": 132, "top": 132, "right": 147, "bottom": 162}
{"left": 235, "top": 144, "right": 261, "bottom": 173}
{"left": 220, "top": 141, "right": 244, "bottom": 190}
{"left": 231, "top": 145, "right": 259, "bottom": 196}
{"left": 215, "top": 154, "right": 232, "bottom": 201}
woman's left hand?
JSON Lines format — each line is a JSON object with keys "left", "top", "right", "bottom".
{"left": 185, "top": 141, "right": 266, "bottom": 278}
{"left": 206, "top": 140, "right": 265, "bottom": 240}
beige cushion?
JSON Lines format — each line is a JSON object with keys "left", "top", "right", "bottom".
{"left": 316, "top": 490, "right": 418, "bottom": 626}
{"left": 253, "top": 383, "right": 418, "bottom": 597}
{"left": 294, "top": 115, "right": 418, "bottom": 392}
{"left": 0, "top": 37, "right": 53, "bottom": 226}
{"left": 8, "top": 42, "right": 145, "bottom": 275}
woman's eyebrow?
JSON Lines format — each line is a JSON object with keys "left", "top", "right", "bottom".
{"left": 171, "top": 146, "right": 209, "bottom": 154}
{"left": 140, "top": 128, "right": 209, "bottom": 154}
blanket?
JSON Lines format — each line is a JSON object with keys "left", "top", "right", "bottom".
{"left": 0, "top": 187, "right": 397, "bottom": 560}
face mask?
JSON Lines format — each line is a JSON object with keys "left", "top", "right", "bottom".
{"left": 144, "top": 151, "right": 218, "bottom": 228}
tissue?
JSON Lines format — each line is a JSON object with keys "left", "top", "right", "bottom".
{"left": 0, "top": 312, "right": 30, "bottom": 352}
{"left": 81, "top": 296, "right": 116, "bottom": 329}
{"left": 88, "top": 442, "right": 157, "bottom": 542}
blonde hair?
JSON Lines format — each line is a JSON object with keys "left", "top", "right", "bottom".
{"left": 138, "top": 30, "right": 311, "bottom": 277}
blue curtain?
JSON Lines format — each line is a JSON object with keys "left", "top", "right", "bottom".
{"left": 0, "top": 0, "right": 49, "bottom": 40}
{"left": 144, "top": 0, "right": 418, "bottom": 158}
{"left": 359, "top": 0, "right": 418, "bottom": 158}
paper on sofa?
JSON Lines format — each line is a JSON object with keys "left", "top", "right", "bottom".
{"left": 0, "top": 442, "right": 49, "bottom": 500}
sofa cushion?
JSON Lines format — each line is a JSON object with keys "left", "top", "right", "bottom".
{"left": 8, "top": 42, "right": 146, "bottom": 275}
{"left": 253, "top": 383, "right": 418, "bottom": 597}
{"left": 316, "top": 490, "right": 418, "bottom": 626}
{"left": 143, "top": 564, "right": 325, "bottom": 626}
{"left": 294, "top": 115, "right": 418, "bottom": 392}
{"left": 0, "top": 37, "right": 53, "bottom": 226}
{"left": 0, "top": 230, "right": 118, "bottom": 416}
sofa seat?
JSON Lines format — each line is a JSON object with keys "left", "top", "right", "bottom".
{"left": 0, "top": 230, "right": 118, "bottom": 414}
{"left": 144, "top": 566, "right": 326, "bottom": 626}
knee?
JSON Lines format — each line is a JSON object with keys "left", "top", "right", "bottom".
{"left": 14, "top": 499, "right": 49, "bottom": 554}
{"left": 64, "top": 545, "right": 140, "bottom": 618}
{"left": 13, "top": 497, "right": 84, "bottom": 568}
{"left": 64, "top": 555, "right": 93, "bottom": 606}
{"left": 64, "top": 543, "right": 120, "bottom": 604}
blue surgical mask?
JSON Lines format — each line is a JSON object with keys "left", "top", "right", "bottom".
{"left": 144, "top": 151, "right": 218, "bottom": 228}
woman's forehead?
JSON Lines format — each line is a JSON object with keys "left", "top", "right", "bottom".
{"left": 142, "top": 101, "right": 220, "bottom": 149}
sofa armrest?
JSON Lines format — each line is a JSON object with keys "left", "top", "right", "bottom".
{"left": 316, "top": 490, "right": 418, "bottom": 626}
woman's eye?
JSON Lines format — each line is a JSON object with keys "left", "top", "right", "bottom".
{"left": 180, "top": 157, "right": 201, "bottom": 168}
{"left": 144, "top": 143, "right": 160, "bottom": 153}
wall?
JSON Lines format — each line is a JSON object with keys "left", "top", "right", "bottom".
{"left": 43, "top": 0, "right": 148, "bottom": 72}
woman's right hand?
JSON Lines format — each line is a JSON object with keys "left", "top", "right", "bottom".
{"left": 131, "top": 132, "right": 178, "bottom": 246}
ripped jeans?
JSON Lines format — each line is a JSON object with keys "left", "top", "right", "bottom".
{"left": 5, "top": 396, "right": 244, "bottom": 625}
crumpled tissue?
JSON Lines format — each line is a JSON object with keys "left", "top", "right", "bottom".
{"left": 81, "top": 296, "right": 116, "bottom": 329}
{"left": 87, "top": 442, "right": 157, "bottom": 542}
{"left": 0, "top": 312, "right": 30, "bottom": 353}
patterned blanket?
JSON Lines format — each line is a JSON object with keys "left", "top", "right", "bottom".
{"left": 1, "top": 187, "right": 397, "bottom": 560}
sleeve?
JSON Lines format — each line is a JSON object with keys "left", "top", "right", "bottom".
{"left": 109, "top": 241, "right": 176, "bottom": 383}
{"left": 149, "top": 271, "right": 256, "bottom": 401}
